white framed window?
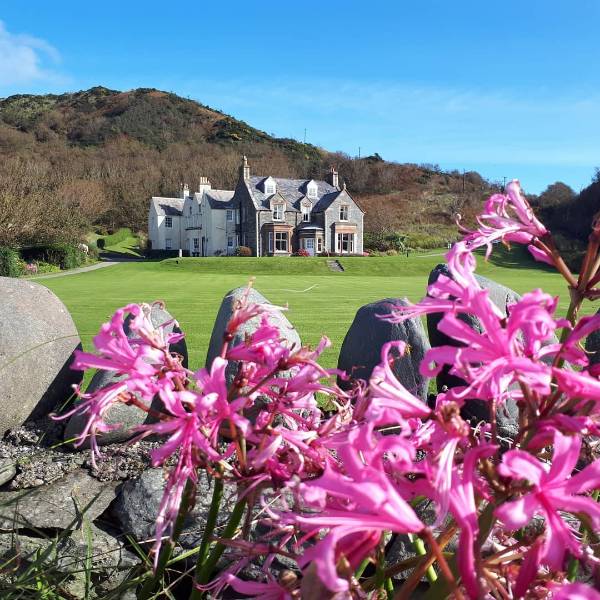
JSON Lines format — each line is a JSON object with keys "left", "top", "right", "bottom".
{"left": 227, "top": 236, "right": 234, "bottom": 248}
{"left": 317, "top": 237, "right": 323, "bottom": 252}
{"left": 269, "top": 231, "right": 288, "bottom": 252}
{"left": 337, "top": 233, "right": 354, "bottom": 253}
{"left": 165, "top": 216, "right": 173, "bottom": 228}
{"left": 273, "top": 204, "right": 284, "bottom": 221}
{"left": 307, "top": 185, "right": 317, "bottom": 199}
{"left": 339, "top": 205, "right": 349, "bottom": 221}
{"left": 226, "top": 209, "right": 233, "bottom": 221}
{"left": 165, "top": 238, "right": 172, "bottom": 250}
{"left": 302, "top": 204, "right": 311, "bottom": 222}
{"left": 193, "top": 238, "right": 199, "bottom": 249}
{"left": 266, "top": 183, "right": 276, "bottom": 195}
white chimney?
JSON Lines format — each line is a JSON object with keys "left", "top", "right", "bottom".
{"left": 328, "top": 166, "right": 339, "bottom": 189}
{"left": 180, "top": 183, "right": 190, "bottom": 199}
{"left": 198, "top": 176, "right": 212, "bottom": 197}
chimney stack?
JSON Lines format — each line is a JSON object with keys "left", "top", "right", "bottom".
{"left": 198, "top": 176, "right": 212, "bottom": 196}
{"left": 240, "top": 155, "right": 250, "bottom": 180}
{"left": 328, "top": 166, "right": 339, "bottom": 189}
{"left": 180, "top": 183, "right": 190, "bottom": 199}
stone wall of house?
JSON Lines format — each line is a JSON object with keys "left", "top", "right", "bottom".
{"left": 324, "top": 191, "right": 364, "bottom": 254}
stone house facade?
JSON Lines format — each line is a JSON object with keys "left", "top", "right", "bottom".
{"left": 235, "top": 157, "right": 364, "bottom": 256}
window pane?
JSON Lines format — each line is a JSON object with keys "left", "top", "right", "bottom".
{"left": 274, "top": 232, "right": 288, "bottom": 251}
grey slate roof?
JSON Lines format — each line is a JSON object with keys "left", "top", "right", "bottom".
{"left": 205, "top": 189, "right": 236, "bottom": 209}
{"left": 245, "top": 176, "right": 341, "bottom": 212}
{"left": 151, "top": 197, "right": 184, "bottom": 216}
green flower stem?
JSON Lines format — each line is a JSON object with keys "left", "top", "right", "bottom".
{"left": 191, "top": 496, "right": 247, "bottom": 598}
{"left": 355, "top": 556, "right": 371, "bottom": 579}
{"left": 385, "top": 576, "right": 394, "bottom": 599}
{"left": 408, "top": 533, "right": 437, "bottom": 583}
{"left": 193, "top": 478, "right": 223, "bottom": 585}
{"left": 567, "top": 489, "right": 600, "bottom": 581}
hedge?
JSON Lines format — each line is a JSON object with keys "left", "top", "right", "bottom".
{"left": 0, "top": 247, "right": 21, "bottom": 277}
{"left": 21, "top": 244, "right": 87, "bottom": 270}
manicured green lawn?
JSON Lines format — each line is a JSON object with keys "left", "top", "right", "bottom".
{"left": 40, "top": 247, "right": 592, "bottom": 372}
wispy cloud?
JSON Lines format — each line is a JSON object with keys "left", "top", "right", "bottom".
{"left": 0, "top": 21, "right": 65, "bottom": 87}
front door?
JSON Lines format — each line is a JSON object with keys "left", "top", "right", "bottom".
{"left": 304, "top": 238, "right": 315, "bottom": 256}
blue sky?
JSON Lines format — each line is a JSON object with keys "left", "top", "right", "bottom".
{"left": 1, "top": 0, "right": 599, "bottom": 193}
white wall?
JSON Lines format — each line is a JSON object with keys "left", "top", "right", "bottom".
{"left": 148, "top": 206, "right": 184, "bottom": 251}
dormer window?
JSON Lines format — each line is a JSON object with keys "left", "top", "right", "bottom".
{"left": 273, "top": 203, "right": 284, "bottom": 221}
{"left": 301, "top": 202, "right": 311, "bottom": 223}
{"left": 263, "top": 177, "right": 276, "bottom": 195}
{"left": 306, "top": 181, "right": 318, "bottom": 199}
{"left": 339, "top": 205, "right": 349, "bottom": 221}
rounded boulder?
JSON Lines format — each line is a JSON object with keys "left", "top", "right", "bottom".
{"left": 0, "top": 277, "right": 82, "bottom": 436}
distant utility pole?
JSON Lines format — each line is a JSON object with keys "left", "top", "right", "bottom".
{"left": 358, "top": 146, "right": 361, "bottom": 159}
{"left": 502, "top": 176, "right": 507, "bottom": 191}
{"left": 303, "top": 128, "right": 307, "bottom": 144}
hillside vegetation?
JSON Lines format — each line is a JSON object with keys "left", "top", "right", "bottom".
{"left": 0, "top": 86, "right": 497, "bottom": 247}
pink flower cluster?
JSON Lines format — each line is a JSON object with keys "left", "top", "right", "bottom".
{"left": 62, "top": 181, "right": 600, "bottom": 598}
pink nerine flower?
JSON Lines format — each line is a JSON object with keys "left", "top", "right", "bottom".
{"left": 284, "top": 427, "right": 423, "bottom": 592}
{"left": 551, "top": 582, "right": 600, "bottom": 599}
{"left": 461, "top": 179, "right": 550, "bottom": 265}
{"left": 367, "top": 341, "right": 432, "bottom": 425}
{"left": 57, "top": 303, "right": 187, "bottom": 462}
{"left": 496, "top": 431, "right": 600, "bottom": 570}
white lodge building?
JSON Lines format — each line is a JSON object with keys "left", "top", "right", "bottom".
{"left": 148, "top": 157, "right": 364, "bottom": 257}
{"left": 148, "top": 178, "right": 237, "bottom": 257}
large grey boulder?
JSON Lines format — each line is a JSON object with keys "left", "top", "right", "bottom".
{"left": 64, "top": 304, "right": 187, "bottom": 447}
{"left": 0, "top": 469, "right": 117, "bottom": 530}
{"left": 427, "top": 264, "right": 521, "bottom": 439}
{"left": 114, "top": 468, "right": 238, "bottom": 549}
{"left": 337, "top": 298, "right": 431, "bottom": 402}
{"left": 0, "top": 277, "right": 82, "bottom": 436}
{"left": 0, "top": 460, "right": 16, "bottom": 487}
{"left": 205, "top": 287, "right": 301, "bottom": 384}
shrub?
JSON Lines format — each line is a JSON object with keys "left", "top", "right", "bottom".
{"left": 296, "top": 248, "right": 310, "bottom": 257}
{"left": 235, "top": 246, "right": 252, "bottom": 257}
{"left": 35, "top": 261, "right": 61, "bottom": 274}
{"left": 406, "top": 232, "right": 451, "bottom": 249}
{"left": 44, "top": 243, "right": 86, "bottom": 270}
{"left": 0, "top": 247, "right": 21, "bottom": 277}
{"left": 96, "top": 238, "right": 106, "bottom": 250}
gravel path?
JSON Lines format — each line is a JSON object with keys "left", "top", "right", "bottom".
{"left": 31, "top": 261, "right": 119, "bottom": 280}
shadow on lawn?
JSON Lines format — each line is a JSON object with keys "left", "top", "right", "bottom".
{"left": 474, "top": 244, "right": 556, "bottom": 273}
